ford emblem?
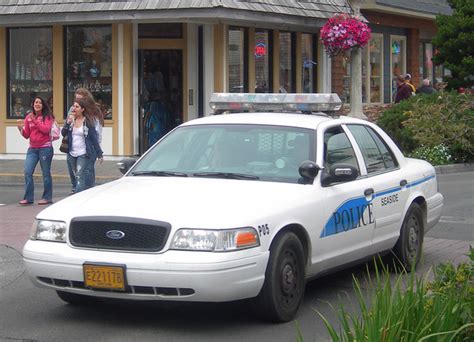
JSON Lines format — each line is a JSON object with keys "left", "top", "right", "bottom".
{"left": 106, "top": 230, "right": 125, "bottom": 240}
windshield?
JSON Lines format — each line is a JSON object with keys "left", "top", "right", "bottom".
{"left": 130, "top": 124, "right": 315, "bottom": 183}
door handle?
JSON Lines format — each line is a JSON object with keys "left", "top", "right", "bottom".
{"left": 400, "top": 179, "right": 408, "bottom": 187}
{"left": 364, "top": 188, "right": 374, "bottom": 197}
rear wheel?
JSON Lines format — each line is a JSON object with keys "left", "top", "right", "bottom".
{"left": 56, "top": 291, "right": 97, "bottom": 305}
{"left": 256, "top": 232, "right": 305, "bottom": 322}
{"left": 392, "top": 203, "right": 424, "bottom": 271}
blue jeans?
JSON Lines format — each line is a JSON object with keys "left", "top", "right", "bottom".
{"left": 23, "top": 146, "right": 53, "bottom": 202}
{"left": 67, "top": 154, "right": 90, "bottom": 193}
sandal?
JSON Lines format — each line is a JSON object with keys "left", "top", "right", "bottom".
{"left": 38, "top": 199, "right": 52, "bottom": 205}
{"left": 19, "top": 200, "right": 33, "bottom": 205}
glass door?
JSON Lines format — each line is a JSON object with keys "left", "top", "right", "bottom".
{"left": 138, "top": 49, "right": 183, "bottom": 154}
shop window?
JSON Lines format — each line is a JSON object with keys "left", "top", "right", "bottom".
{"left": 390, "top": 36, "right": 406, "bottom": 101}
{"left": 255, "top": 29, "right": 272, "bottom": 93}
{"left": 279, "top": 32, "right": 295, "bottom": 93}
{"left": 341, "top": 34, "right": 383, "bottom": 104}
{"left": 368, "top": 35, "right": 383, "bottom": 103}
{"left": 301, "top": 33, "right": 316, "bottom": 93}
{"left": 138, "top": 24, "right": 183, "bottom": 39}
{"left": 8, "top": 27, "right": 53, "bottom": 119}
{"left": 65, "top": 25, "right": 112, "bottom": 119}
{"left": 228, "top": 27, "right": 247, "bottom": 93}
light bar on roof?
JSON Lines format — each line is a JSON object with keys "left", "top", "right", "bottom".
{"left": 209, "top": 93, "right": 342, "bottom": 114}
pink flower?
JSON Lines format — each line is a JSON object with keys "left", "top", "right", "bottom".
{"left": 320, "top": 14, "right": 371, "bottom": 57}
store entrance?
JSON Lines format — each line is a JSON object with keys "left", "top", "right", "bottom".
{"left": 138, "top": 49, "right": 183, "bottom": 154}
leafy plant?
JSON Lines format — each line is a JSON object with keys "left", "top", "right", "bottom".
{"left": 432, "top": 0, "right": 474, "bottom": 89}
{"left": 316, "top": 250, "right": 474, "bottom": 341}
{"left": 409, "top": 144, "right": 451, "bottom": 165}
{"left": 377, "top": 92, "right": 474, "bottom": 163}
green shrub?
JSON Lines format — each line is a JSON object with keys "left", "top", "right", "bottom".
{"left": 409, "top": 144, "right": 452, "bottom": 166}
{"left": 376, "top": 98, "right": 418, "bottom": 154}
{"left": 377, "top": 92, "right": 474, "bottom": 163}
{"left": 316, "top": 249, "right": 474, "bottom": 341}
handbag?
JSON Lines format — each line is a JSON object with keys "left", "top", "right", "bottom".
{"left": 59, "top": 135, "right": 69, "bottom": 153}
{"left": 50, "top": 122, "right": 60, "bottom": 141}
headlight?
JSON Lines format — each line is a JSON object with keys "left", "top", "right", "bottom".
{"left": 31, "top": 220, "right": 67, "bottom": 242}
{"left": 171, "top": 227, "right": 260, "bottom": 251}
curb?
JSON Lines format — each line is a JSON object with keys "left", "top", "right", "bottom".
{"left": 434, "top": 163, "right": 474, "bottom": 174}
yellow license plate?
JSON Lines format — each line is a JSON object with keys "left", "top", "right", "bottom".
{"left": 83, "top": 264, "right": 126, "bottom": 291}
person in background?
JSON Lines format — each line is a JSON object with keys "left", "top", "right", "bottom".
{"left": 394, "top": 75, "right": 413, "bottom": 103}
{"left": 416, "top": 79, "right": 436, "bottom": 95}
{"left": 17, "top": 96, "right": 55, "bottom": 205}
{"left": 61, "top": 97, "right": 103, "bottom": 194}
{"left": 65, "top": 88, "right": 104, "bottom": 192}
{"left": 404, "top": 73, "right": 416, "bottom": 95}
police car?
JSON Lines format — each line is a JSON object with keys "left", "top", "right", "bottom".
{"left": 23, "top": 93, "right": 443, "bottom": 322}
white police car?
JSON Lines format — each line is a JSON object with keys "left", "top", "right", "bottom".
{"left": 23, "top": 93, "right": 443, "bottom": 322}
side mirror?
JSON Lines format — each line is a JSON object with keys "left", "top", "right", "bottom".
{"left": 321, "top": 164, "right": 358, "bottom": 186}
{"left": 298, "top": 160, "right": 320, "bottom": 184}
{"left": 117, "top": 157, "right": 137, "bottom": 175}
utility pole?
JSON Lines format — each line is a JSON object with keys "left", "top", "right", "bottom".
{"left": 348, "top": 1, "right": 367, "bottom": 119}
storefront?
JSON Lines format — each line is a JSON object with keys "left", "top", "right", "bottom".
{"left": 333, "top": 1, "right": 451, "bottom": 105}
{"left": 0, "top": 0, "right": 348, "bottom": 157}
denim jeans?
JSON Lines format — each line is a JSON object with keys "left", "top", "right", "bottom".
{"left": 67, "top": 154, "right": 90, "bottom": 193}
{"left": 66, "top": 153, "right": 77, "bottom": 191}
{"left": 85, "top": 152, "right": 97, "bottom": 189}
{"left": 23, "top": 146, "right": 53, "bottom": 202}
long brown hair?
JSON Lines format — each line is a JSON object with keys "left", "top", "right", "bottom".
{"left": 31, "top": 96, "right": 54, "bottom": 121}
{"left": 76, "top": 97, "right": 101, "bottom": 127}
{"left": 74, "top": 87, "right": 104, "bottom": 126}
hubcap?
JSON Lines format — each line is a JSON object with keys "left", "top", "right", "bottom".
{"left": 281, "top": 264, "right": 295, "bottom": 294}
{"left": 407, "top": 215, "right": 419, "bottom": 259}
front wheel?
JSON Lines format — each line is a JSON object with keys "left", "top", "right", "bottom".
{"left": 256, "top": 232, "right": 305, "bottom": 322}
{"left": 392, "top": 203, "right": 424, "bottom": 272}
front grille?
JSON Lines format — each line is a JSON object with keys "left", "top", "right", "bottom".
{"left": 37, "top": 277, "right": 195, "bottom": 296}
{"left": 69, "top": 216, "right": 171, "bottom": 252}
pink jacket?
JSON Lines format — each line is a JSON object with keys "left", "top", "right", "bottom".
{"left": 21, "top": 112, "right": 53, "bottom": 148}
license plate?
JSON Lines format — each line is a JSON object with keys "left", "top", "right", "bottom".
{"left": 83, "top": 264, "right": 126, "bottom": 291}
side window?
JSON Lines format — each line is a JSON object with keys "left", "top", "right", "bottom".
{"left": 324, "top": 126, "right": 359, "bottom": 172}
{"left": 347, "top": 125, "right": 398, "bottom": 174}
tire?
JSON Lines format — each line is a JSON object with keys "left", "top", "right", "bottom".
{"left": 56, "top": 290, "right": 96, "bottom": 305}
{"left": 256, "top": 232, "right": 306, "bottom": 322}
{"left": 392, "top": 203, "right": 424, "bottom": 272}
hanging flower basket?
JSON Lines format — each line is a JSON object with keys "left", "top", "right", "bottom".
{"left": 320, "top": 13, "right": 371, "bottom": 57}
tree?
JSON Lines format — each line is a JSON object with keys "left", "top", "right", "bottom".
{"left": 432, "top": 0, "right": 474, "bottom": 89}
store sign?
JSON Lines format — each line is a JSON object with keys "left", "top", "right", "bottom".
{"left": 254, "top": 43, "right": 267, "bottom": 58}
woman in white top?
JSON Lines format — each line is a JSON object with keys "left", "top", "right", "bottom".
{"left": 61, "top": 97, "right": 103, "bottom": 193}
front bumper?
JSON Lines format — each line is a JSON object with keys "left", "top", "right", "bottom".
{"left": 23, "top": 240, "right": 269, "bottom": 302}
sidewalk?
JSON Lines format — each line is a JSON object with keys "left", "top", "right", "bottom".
{"left": 0, "top": 155, "right": 472, "bottom": 185}
{"left": 0, "top": 155, "right": 124, "bottom": 185}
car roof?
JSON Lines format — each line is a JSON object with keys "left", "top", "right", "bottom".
{"left": 181, "top": 113, "right": 366, "bottom": 130}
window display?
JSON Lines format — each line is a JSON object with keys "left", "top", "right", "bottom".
{"left": 228, "top": 27, "right": 246, "bottom": 93}
{"left": 341, "top": 34, "right": 383, "bottom": 104}
{"left": 301, "top": 33, "right": 316, "bottom": 93}
{"left": 8, "top": 27, "right": 53, "bottom": 119}
{"left": 255, "top": 29, "right": 271, "bottom": 93}
{"left": 279, "top": 32, "right": 294, "bottom": 93}
{"left": 66, "top": 26, "right": 112, "bottom": 119}
{"left": 391, "top": 36, "right": 406, "bottom": 100}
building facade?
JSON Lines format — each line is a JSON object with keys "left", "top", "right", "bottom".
{"left": 0, "top": 0, "right": 451, "bottom": 157}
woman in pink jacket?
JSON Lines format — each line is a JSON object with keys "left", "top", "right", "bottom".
{"left": 17, "top": 96, "right": 55, "bottom": 205}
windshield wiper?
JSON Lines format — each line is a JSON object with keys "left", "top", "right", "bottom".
{"left": 193, "top": 172, "right": 260, "bottom": 180}
{"left": 131, "top": 170, "right": 188, "bottom": 177}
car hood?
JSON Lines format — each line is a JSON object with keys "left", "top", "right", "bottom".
{"left": 37, "top": 177, "right": 312, "bottom": 227}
